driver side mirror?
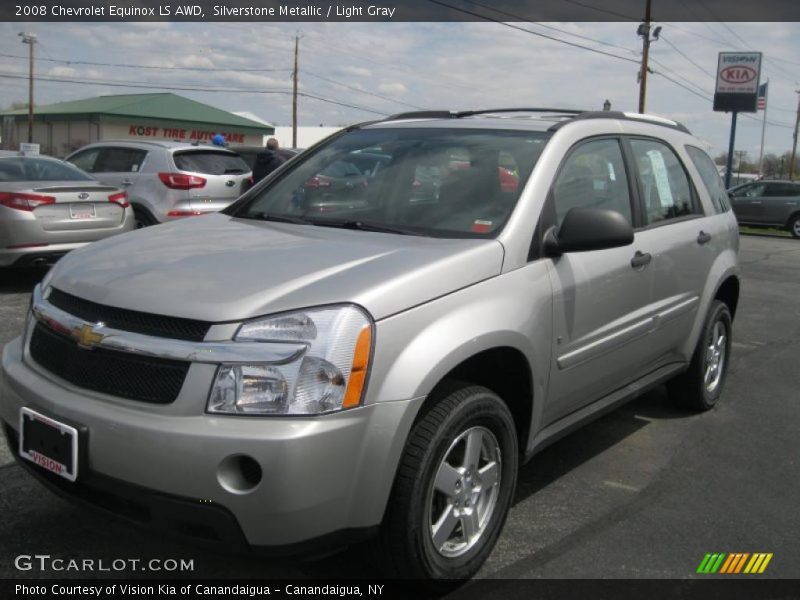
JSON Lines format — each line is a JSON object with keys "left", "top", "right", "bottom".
{"left": 543, "top": 207, "right": 634, "bottom": 257}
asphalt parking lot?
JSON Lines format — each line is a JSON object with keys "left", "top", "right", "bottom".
{"left": 0, "top": 233, "right": 798, "bottom": 582}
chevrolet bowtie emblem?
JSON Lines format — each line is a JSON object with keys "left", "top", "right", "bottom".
{"left": 73, "top": 324, "right": 104, "bottom": 349}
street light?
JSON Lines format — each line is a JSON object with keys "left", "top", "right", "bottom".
{"left": 18, "top": 31, "right": 37, "bottom": 144}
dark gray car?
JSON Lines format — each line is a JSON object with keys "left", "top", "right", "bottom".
{"left": 729, "top": 179, "right": 800, "bottom": 237}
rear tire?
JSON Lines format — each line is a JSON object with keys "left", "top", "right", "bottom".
{"left": 375, "top": 383, "right": 518, "bottom": 581}
{"left": 788, "top": 214, "right": 800, "bottom": 239}
{"left": 133, "top": 205, "right": 157, "bottom": 229}
{"left": 667, "top": 300, "right": 732, "bottom": 411}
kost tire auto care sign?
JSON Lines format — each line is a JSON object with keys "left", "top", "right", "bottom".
{"left": 713, "top": 52, "right": 762, "bottom": 112}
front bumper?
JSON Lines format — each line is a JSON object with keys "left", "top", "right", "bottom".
{"left": 0, "top": 336, "right": 423, "bottom": 548}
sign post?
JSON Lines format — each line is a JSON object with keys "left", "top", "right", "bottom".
{"left": 713, "top": 52, "right": 762, "bottom": 189}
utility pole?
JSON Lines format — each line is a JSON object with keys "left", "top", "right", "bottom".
{"left": 636, "top": 2, "right": 661, "bottom": 114}
{"left": 734, "top": 150, "right": 747, "bottom": 180}
{"left": 19, "top": 32, "right": 37, "bottom": 144}
{"left": 790, "top": 90, "right": 800, "bottom": 180}
{"left": 292, "top": 35, "right": 299, "bottom": 150}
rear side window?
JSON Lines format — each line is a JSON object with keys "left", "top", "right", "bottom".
{"left": 173, "top": 151, "right": 249, "bottom": 175}
{"left": 765, "top": 183, "right": 800, "bottom": 197}
{"left": 0, "top": 158, "right": 93, "bottom": 182}
{"left": 95, "top": 148, "right": 148, "bottom": 173}
{"left": 686, "top": 145, "right": 730, "bottom": 213}
{"left": 630, "top": 139, "right": 698, "bottom": 225}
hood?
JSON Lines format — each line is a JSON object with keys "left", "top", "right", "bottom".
{"left": 47, "top": 213, "right": 505, "bottom": 323}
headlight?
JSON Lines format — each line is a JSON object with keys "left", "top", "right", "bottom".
{"left": 208, "top": 305, "right": 372, "bottom": 416}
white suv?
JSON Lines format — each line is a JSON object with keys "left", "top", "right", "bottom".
{"left": 66, "top": 141, "right": 251, "bottom": 227}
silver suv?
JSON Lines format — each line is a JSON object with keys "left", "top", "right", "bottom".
{"left": 65, "top": 140, "right": 251, "bottom": 227}
{"left": 1, "top": 109, "right": 740, "bottom": 580}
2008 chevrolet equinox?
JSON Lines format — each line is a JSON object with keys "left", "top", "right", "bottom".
{"left": 1, "top": 108, "right": 739, "bottom": 580}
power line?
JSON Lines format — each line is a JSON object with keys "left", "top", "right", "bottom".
{"left": 458, "top": 0, "right": 638, "bottom": 55}
{"left": 551, "top": 0, "right": 639, "bottom": 21}
{"left": 659, "top": 35, "right": 716, "bottom": 79}
{"left": 303, "top": 70, "right": 427, "bottom": 110}
{"left": 649, "top": 57, "right": 710, "bottom": 98}
{"left": 301, "top": 37, "right": 477, "bottom": 95}
{"left": 424, "top": 0, "right": 641, "bottom": 65}
{"left": 0, "top": 72, "right": 390, "bottom": 116}
{"left": 0, "top": 51, "right": 292, "bottom": 73}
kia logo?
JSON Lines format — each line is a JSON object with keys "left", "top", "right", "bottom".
{"left": 78, "top": 192, "right": 90, "bottom": 200}
{"left": 225, "top": 180, "right": 235, "bottom": 187}
{"left": 720, "top": 66, "right": 757, "bottom": 84}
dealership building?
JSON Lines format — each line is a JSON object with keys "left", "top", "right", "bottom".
{"left": 0, "top": 93, "right": 274, "bottom": 157}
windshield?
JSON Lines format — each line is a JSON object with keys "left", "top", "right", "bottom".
{"left": 231, "top": 127, "right": 550, "bottom": 238}
{"left": 0, "top": 157, "right": 95, "bottom": 182}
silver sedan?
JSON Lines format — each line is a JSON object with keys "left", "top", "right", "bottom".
{"left": 0, "top": 153, "right": 134, "bottom": 267}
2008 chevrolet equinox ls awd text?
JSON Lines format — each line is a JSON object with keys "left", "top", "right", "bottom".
{"left": 1, "top": 108, "right": 739, "bottom": 580}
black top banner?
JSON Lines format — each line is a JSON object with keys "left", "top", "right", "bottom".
{"left": 4, "top": 0, "right": 800, "bottom": 22}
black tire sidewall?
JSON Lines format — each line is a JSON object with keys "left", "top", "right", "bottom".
{"left": 133, "top": 205, "right": 155, "bottom": 228}
{"left": 407, "top": 387, "right": 518, "bottom": 580}
{"left": 790, "top": 215, "right": 800, "bottom": 238}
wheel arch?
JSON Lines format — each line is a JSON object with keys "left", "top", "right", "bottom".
{"left": 714, "top": 274, "right": 740, "bottom": 321}
{"left": 414, "top": 346, "right": 534, "bottom": 458}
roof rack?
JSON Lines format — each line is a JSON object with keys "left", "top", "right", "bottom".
{"left": 379, "top": 108, "right": 692, "bottom": 135}
{"left": 384, "top": 107, "right": 588, "bottom": 121}
{"left": 547, "top": 111, "right": 691, "bottom": 134}
{"left": 456, "top": 107, "right": 588, "bottom": 117}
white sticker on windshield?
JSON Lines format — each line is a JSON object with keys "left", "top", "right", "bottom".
{"left": 607, "top": 161, "right": 617, "bottom": 181}
{"left": 647, "top": 150, "right": 674, "bottom": 207}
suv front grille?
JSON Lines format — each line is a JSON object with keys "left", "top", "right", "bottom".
{"left": 29, "top": 323, "right": 189, "bottom": 404}
{"left": 48, "top": 288, "right": 211, "bottom": 342}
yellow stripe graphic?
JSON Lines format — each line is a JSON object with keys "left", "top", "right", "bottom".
{"left": 744, "top": 554, "right": 761, "bottom": 574}
{"left": 758, "top": 553, "right": 773, "bottom": 573}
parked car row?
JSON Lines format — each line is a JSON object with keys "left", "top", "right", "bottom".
{"left": 3, "top": 136, "right": 797, "bottom": 271}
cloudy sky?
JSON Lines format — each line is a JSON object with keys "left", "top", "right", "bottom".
{"left": 0, "top": 20, "right": 798, "bottom": 159}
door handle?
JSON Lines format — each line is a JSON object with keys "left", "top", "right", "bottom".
{"left": 121, "top": 179, "right": 133, "bottom": 186}
{"left": 630, "top": 251, "right": 652, "bottom": 268}
{"left": 750, "top": 200, "right": 762, "bottom": 204}
{"left": 697, "top": 231, "right": 712, "bottom": 245}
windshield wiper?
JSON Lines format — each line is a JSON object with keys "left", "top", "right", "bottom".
{"left": 246, "top": 212, "right": 315, "bottom": 225}
{"left": 317, "top": 220, "right": 423, "bottom": 236}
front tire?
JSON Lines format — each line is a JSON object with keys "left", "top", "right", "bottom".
{"left": 667, "top": 300, "right": 732, "bottom": 411}
{"left": 376, "top": 384, "right": 518, "bottom": 581}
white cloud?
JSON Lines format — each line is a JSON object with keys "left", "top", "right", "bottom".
{"left": 378, "top": 82, "right": 408, "bottom": 95}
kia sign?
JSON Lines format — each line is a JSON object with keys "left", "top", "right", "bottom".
{"left": 714, "top": 52, "right": 762, "bottom": 112}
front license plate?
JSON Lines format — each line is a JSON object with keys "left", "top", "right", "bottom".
{"left": 19, "top": 408, "right": 79, "bottom": 482}
{"left": 69, "top": 203, "right": 96, "bottom": 219}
